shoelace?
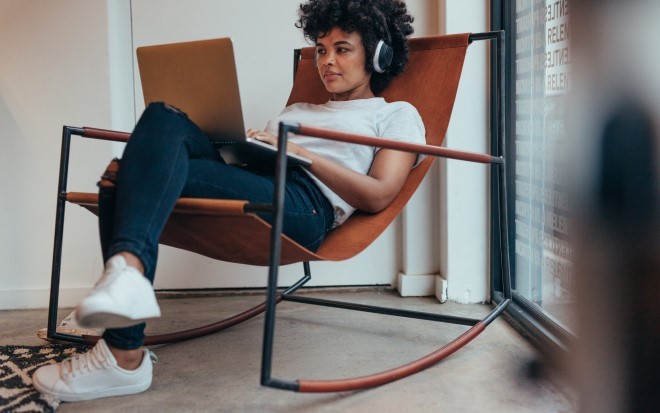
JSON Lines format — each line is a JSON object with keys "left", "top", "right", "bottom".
{"left": 61, "top": 346, "right": 157, "bottom": 380}
{"left": 61, "top": 344, "right": 110, "bottom": 379}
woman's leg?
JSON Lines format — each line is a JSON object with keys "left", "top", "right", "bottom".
{"left": 91, "top": 102, "right": 223, "bottom": 353}
{"left": 97, "top": 182, "right": 147, "bottom": 368}
{"left": 32, "top": 103, "right": 223, "bottom": 402}
{"left": 106, "top": 102, "right": 223, "bottom": 282}
{"left": 97, "top": 102, "right": 334, "bottom": 352}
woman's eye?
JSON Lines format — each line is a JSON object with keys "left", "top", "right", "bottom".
{"left": 316, "top": 49, "right": 326, "bottom": 55}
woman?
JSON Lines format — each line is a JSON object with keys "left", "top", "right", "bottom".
{"left": 34, "top": 0, "right": 424, "bottom": 401}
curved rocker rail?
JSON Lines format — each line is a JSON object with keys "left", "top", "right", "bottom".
{"left": 293, "top": 299, "right": 510, "bottom": 393}
{"left": 298, "top": 323, "right": 487, "bottom": 392}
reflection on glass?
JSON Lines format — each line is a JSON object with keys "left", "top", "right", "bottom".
{"left": 513, "top": 0, "right": 575, "bottom": 331}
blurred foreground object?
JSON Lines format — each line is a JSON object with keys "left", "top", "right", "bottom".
{"left": 573, "top": 102, "right": 659, "bottom": 413}
{"left": 571, "top": 1, "right": 660, "bottom": 412}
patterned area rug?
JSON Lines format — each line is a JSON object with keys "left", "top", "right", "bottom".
{"left": 0, "top": 344, "right": 90, "bottom": 412}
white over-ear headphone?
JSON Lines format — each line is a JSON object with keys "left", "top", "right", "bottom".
{"left": 372, "top": 39, "right": 394, "bottom": 73}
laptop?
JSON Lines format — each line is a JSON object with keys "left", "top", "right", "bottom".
{"left": 136, "top": 37, "right": 311, "bottom": 167}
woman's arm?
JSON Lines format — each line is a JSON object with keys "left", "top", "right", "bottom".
{"left": 247, "top": 129, "right": 416, "bottom": 213}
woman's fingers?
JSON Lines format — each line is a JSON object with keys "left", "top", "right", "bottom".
{"left": 247, "top": 129, "right": 278, "bottom": 146}
{"left": 246, "top": 128, "right": 260, "bottom": 138}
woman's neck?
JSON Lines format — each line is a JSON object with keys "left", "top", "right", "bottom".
{"left": 332, "top": 84, "right": 375, "bottom": 101}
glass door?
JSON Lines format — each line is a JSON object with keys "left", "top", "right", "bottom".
{"left": 492, "top": 0, "right": 575, "bottom": 350}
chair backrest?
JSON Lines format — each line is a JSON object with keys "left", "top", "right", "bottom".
{"left": 287, "top": 34, "right": 470, "bottom": 261}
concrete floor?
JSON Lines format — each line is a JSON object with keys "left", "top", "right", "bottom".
{"left": 2, "top": 289, "right": 575, "bottom": 412}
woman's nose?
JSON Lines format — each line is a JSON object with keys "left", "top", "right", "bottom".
{"left": 323, "top": 51, "right": 335, "bottom": 65}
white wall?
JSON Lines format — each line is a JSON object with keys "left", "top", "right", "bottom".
{"left": 399, "top": 0, "right": 491, "bottom": 303}
{"left": 0, "top": 1, "right": 122, "bottom": 310}
{"left": 440, "top": 0, "right": 491, "bottom": 303}
{"left": 0, "top": 0, "right": 456, "bottom": 309}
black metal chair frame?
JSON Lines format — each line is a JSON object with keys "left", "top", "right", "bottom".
{"left": 46, "top": 31, "right": 512, "bottom": 392}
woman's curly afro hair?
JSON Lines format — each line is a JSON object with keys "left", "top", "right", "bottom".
{"left": 296, "top": 0, "right": 414, "bottom": 94}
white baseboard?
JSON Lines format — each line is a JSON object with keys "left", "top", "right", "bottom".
{"left": 0, "top": 287, "right": 89, "bottom": 310}
{"left": 4, "top": 278, "right": 452, "bottom": 310}
{"left": 396, "top": 273, "right": 437, "bottom": 297}
{"left": 435, "top": 275, "right": 448, "bottom": 303}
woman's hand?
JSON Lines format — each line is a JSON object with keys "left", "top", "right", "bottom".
{"left": 246, "top": 129, "right": 304, "bottom": 156}
{"left": 246, "top": 129, "right": 276, "bottom": 145}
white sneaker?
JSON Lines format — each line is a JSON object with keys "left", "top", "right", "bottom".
{"left": 32, "top": 339, "right": 156, "bottom": 402}
{"left": 76, "top": 255, "right": 161, "bottom": 329}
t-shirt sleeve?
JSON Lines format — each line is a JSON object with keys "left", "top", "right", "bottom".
{"left": 264, "top": 118, "right": 278, "bottom": 135}
{"left": 377, "top": 103, "right": 427, "bottom": 167}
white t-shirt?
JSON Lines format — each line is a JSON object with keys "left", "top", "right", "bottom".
{"left": 265, "top": 97, "right": 426, "bottom": 227}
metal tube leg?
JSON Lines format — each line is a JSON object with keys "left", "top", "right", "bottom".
{"left": 260, "top": 122, "right": 299, "bottom": 387}
{"left": 47, "top": 197, "right": 67, "bottom": 338}
{"left": 47, "top": 126, "right": 74, "bottom": 339}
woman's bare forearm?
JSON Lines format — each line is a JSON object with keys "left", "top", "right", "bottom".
{"left": 249, "top": 130, "right": 416, "bottom": 213}
{"left": 296, "top": 146, "right": 415, "bottom": 213}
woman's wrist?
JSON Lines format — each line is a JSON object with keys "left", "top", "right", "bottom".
{"left": 293, "top": 144, "right": 319, "bottom": 164}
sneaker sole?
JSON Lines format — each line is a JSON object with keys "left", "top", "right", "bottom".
{"left": 77, "top": 301, "right": 161, "bottom": 329}
{"left": 33, "top": 375, "right": 152, "bottom": 402}
{"left": 77, "top": 311, "right": 161, "bottom": 329}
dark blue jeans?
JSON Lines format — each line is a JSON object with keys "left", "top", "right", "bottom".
{"left": 99, "top": 102, "right": 334, "bottom": 349}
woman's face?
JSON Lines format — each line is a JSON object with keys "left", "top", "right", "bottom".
{"left": 316, "top": 27, "right": 374, "bottom": 101}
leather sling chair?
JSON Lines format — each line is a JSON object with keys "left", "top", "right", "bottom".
{"left": 46, "top": 31, "right": 512, "bottom": 392}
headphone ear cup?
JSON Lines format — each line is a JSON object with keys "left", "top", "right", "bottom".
{"left": 373, "top": 39, "right": 394, "bottom": 73}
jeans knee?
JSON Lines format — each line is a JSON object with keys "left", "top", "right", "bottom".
{"left": 146, "top": 101, "right": 189, "bottom": 118}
